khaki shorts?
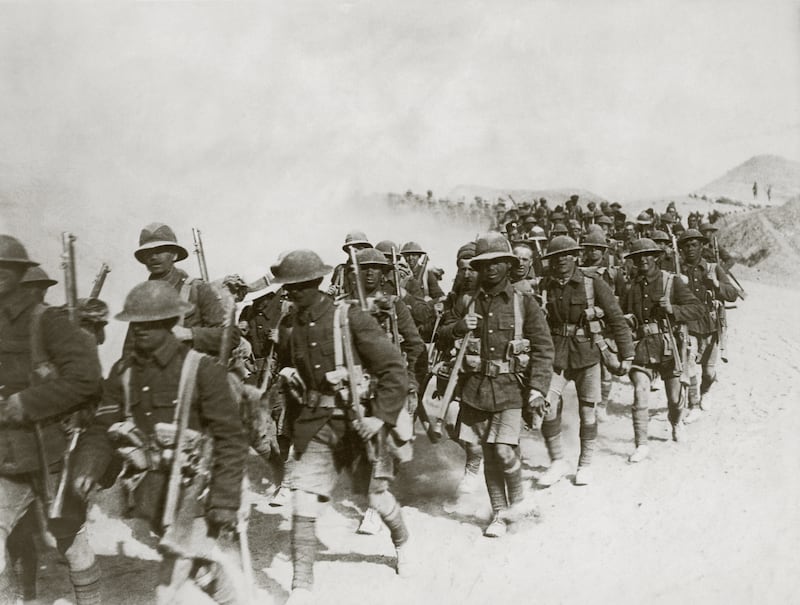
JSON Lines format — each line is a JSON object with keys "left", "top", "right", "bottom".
{"left": 547, "top": 363, "right": 602, "bottom": 405}
{"left": 0, "top": 471, "right": 87, "bottom": 538}
{"left": 291, "top": 422, "right": 390, "bottom": 499}
{"left": 457, "top": 404, "right": 522, "bottom": 446}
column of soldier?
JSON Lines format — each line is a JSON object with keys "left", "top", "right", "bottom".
{"left": 0, "top": 196, "right": 744, "bottom": 604}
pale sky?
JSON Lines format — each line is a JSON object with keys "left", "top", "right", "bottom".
{"left": 0, "top": 0, "right": 797, "bottom": 207}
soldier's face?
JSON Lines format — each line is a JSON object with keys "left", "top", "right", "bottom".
{"left": 582, "top": 247, "right": 604, "bottom": 265}
{"left": 130, "top": 320, "right": 173, "bottom": 353}
{"left": 551, "top": 252, "right": 576, "bottom": 278}
{"left": 404, "top": 253, "right": 422, "bottom": 269}
{"left": 285, "top": 281, "right": 321, "bottom": 309}
{"left": 635, "top": 254, "right": 659, "bottom": 276}
{"left": 143, "top": 248, "right": 177, "bottom": 277}
{"left": 681, "top": 239, "right": 703, "bottom": 263}
{"left": 513, "top": 249, "right": 533, "bottom": 278}
{"left": 361, "top": 266, "right": 383, "bottom": 292}
{"left": 477, "top": 259, "right": 510, "bottom": 287}
{"left": 0, "top": 263, "right": 25, "bottom": 296}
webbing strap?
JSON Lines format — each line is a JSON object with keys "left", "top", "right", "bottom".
{"left": 173, "top": 349, "right": 204, "bottom": 423}
{"left": 332, "top": 302, "right": 347, "bottom": 370}
{"left": 177, "top": 277, "right": 196, "bottom": 327}
{"left": 662, "top": 270, "right": 674, "bottom": 303}
{"left": 28, "top": 303, "right": 48, "bottom": 369}
{"left": 512, "top": 291, "right": 523, "bottom": 341}
{"left": 121, "top": 367, "right": 133, "bottom": 420}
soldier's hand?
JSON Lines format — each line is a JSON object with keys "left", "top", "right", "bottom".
{"left": 461, "top": 313, "right": 482, "bottom": 332}
{"left": 658, "top": 296, "right": 673, "bottom": 316}
{"left": 172, "top": 326, "right": 193, "bottom": 342}
{"left": 354, "top": 416, "right": 384, "bottom": 440}
{"left": 522, "top": 391, "right": 547, "bottom": 430}
{"left": 267, "top": 328, "right": 280, "bottom": 344}
{"left": 619, "top": 359, "right": 633, "bottom": 375}
{"left": 73, "top": 475, "right": 96, "bottom": 501}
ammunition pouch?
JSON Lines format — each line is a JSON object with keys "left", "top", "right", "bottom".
{"left": 583, "top": 306, "right": 605, "bottom": 322}
{"left": 457, "top": 336, "right": 482, "bottom": 372}
{"left": 551, "top": 323, "right": 586, "bottom": 337}
{"left": 636, "top": 321, "right": 662, "bottom": 339}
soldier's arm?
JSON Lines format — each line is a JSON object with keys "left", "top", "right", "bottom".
{"left": 438, "top": 293, "right": 468, "bottom": 348}
{"left": 522, "top": 294, "right": 554, "bottom": 395}
{"left": 594, "top": 277, "right": 634, "bottom": 360}
{"left": 16, "top": 307, "right": 102, "bottom": 422}
{"left": 197, "top": 357, "right": 247, "bottom": 512}
{"left": 349, "top": 307, "right": 408, "bottom": 427}
{"left": 394, "top": 299, "right": 425, "bottom": 389}
{"left": 190, "top": 282, "right": 241, "bottom": 354}
{"left": 72, "top": 361, "right": 126, "bottom": 485}
{"left": 670, "top": 277, "right": 706, "bottom": 323}
{"left": 714, "top": 264, "right": 739, "bottom": 303}
{"left": 426, "top": 270, "right": 445, "bottom": 300}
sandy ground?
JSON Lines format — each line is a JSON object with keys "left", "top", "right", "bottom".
{"left": 28, "top": 278, "right": 800, "bottom": 605}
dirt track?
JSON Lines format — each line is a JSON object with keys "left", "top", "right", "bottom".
{"left": 30, "top": 280, "right": 800, "bottom": 605}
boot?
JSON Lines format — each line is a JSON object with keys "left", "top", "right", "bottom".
{"left": 483, "top": 514, "right": 507, "bottom": 538}
{"left": 357, "top": 507, "right": 382, "bottom": 535}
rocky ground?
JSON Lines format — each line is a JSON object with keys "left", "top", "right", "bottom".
{"left": 26, "top": 278, "right": 800, "bottom": 605}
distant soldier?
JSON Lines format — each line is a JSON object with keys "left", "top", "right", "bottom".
{"left": 128, "top": 222, "right": 234, "bottom": 356}
{"left": 698, "top": 222, "right": 734, "bottom": 271}
{"left": 620, "top": 239, "right": 705, "bottom": 461}
{"left": 565, "top": 194, "right": 583, "bottom": 225}
{"left": 567, "top": 219, "right": 583, "bottom": 243}
{"left": 0, "top": 235, "right": 103, "bottom": 604}
{"left": 677, "top": 230, "right": 739, "bottom": 422}
{"left": 752, "top": 181, "right": 758, "bottom": 200}
{"left": 650, "top": 230, "right": 677, "bottom": 273}
{"left": 400, "top": 241, "right": 445, "bottom": 301}
{"left": 75, "top": 281, "right": 249, "bottom": 604}
{"left": 20, "top": 266, "right": 58, "bottom": 304}
{"left": 767, "top": 185, "right": 772, "bottom": 202}
{"left": 440, "top": 233, "right": 553, "bottom": 537}
{"left": 510, "top": 243, "right": 539, "bottom": 295}
{"left": 270, "top": 250, "right": 412, "bottom": 602}
{"left": 537, "top": 236, "right": 633, "bottom": 485}
{"left": 328, "top": 230, "right": 372, "bottom": 298}
{"left": 635, "top": 212, "right": 653, "bottom": 238}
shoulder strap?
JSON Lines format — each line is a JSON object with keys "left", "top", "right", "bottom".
{"left": 583, "top": 275, "right": 595, "bottom": 309}
{"left": 121, "top": 367, "right": 133, "bottom": 420}
{"left": 172, "top": 349, "right": 204, "bottom": 424}
{"left": 512, "top": 291, "right": 524, "bottom": 340}
{"left": 332, "top": 302, "right": 348, "bottom": 371}
{"left": 177, "top": 277, "right": 197, "bottom": 327}
{"left": 29, "top": 303, "right": 49, "bottom": 368}
{"left": 662, "top": 270, "right": 674, "bottom": 301}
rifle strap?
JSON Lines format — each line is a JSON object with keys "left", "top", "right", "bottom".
{"left": 332, "top": 301, "right": 348, "bottom": 371}
{"left": 583, "top": 275, "right": 595, "bottom": 311}
{"left": 121, "top": 367, "right": 133, "bottom": 421}
{"left": 173, "top": 350, "right": 204, "bottom": 423}
{"left": 512, "top": 291, "right": 523, "bottom": 341}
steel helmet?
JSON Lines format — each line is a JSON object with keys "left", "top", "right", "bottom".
{"left": 650, "top": 230, "right": 671, "bottom": 243}
{"left": 580, "top": 231, "right": 609, "bottom": 249}
{"left": 456, "top": 241, "right": 477, "bottom": 262}
{"left": 374, "top": 240, "right": 398, "bottom": 259}
{"left": 543, "top": 236, "right": 583, "bottom": 259}
{"left": 115, "top": 281, "right": 194, "bottom": 322}
{"left": 134, "top": 223, "right": 189, "bottom": 263}
{"left": 400, "top": 241, "right": 426, "bottom": 255}
{"left": 698, "top": 221, "right": 718, "bottom": 233}
{"left": 270, "top": 249, "right": 333, "bottom": 285}
{"left": 342, "top": 231, "right": 372, "bottom": 253}
{"left": 20, "top": 266, "right": 57, "bottom": 287}
{"left": 0, "top": 235, "right": 39, "bottom": 267}
{"left": 636, "top": 212, "right": 653, "bottom": 226}
{"left": 355, "top": 247, "right": 390, "bottom": 267}
{"left": 526, "top": 226, "right": 547, "bottom": 242}
{"left": 550, "top": 223, "right": 569, "bottom": 236}
{"left": 624, "top": 238, "right": 664, "bottom": 259}
{"left": 469, "top": 232, "right": 519, "bottom": 267}
{"left": 677, "top": 229, "right": 708, "bottom": 246}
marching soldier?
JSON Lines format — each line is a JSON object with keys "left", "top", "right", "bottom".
{"left": 328, "top": 230, "right": 372, "bottom": 298}
{"left": 620, "top": 239, "right": 705, "bottom": 462}
{"left": 269, "top": 250, "right": 412, "bottom": 603}
{"left": 129, "top": 222, "right": 234, "bottom": 356}
{"left": 20, "top": 266, "right": 58, "bottom": 304}
{"left": 536, "top": 236, "right": 633, "bottom": 486}
{"left": 677, "top": 230, "right": 739, "bottom": 421}
{"left": 699, "top": 222, "right": 734, "bottom": 270}
{"left": 0, "top": 235, "right": 103, "bottom": 605}
{"left": 400, "top": 241, "right": 445, "bottom": 301}
{"left": 510, "top": 243, "right": 539, "bottom": 295}
{"left": 74, "top": 281, "right": 249, "bottom": 604}
{"left": 440, "top": 232, "right": 553, "bottom": 537}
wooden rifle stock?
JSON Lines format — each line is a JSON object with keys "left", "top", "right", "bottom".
{"left": 430, "top": 329, "right": 472, "bottom": 441}
{"left": 348, "top": 247, "right": 368, "bottom": 310}
{"left": 89, "top": 263, "right": 111, "bottom": 299}
{"left": 339, "top": 304, "right": 376, "bottom": 462}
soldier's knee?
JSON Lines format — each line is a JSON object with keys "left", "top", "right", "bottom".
{"left": 494, "top": 444, "right": 515, "bottom": 465}
{"left": 292, "top": 489, "right": 321, "bottom": 518}
{"left": 367, "top": 490, "right": 396, "bottom": 517}
{"left": 57, "top": 530, "right": 95, "bottom": 571}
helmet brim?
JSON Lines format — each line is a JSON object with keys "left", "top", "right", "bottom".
{"left": 469, "top": 252, "right": 519, "bottom": 268}
{"left": 542, "top": 246, "right": 583, "bottom": 259}
{"left": 134, "top": 242, "right": 189, "bottom": 263}
{"left": 115, "top": 300, "right": 194, "bottom": 322}
{"left": 270, "top": 264, "right": 334, "bottom": 285}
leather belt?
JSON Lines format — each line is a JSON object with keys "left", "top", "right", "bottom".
{"left": 551, "top": 323, "right": 586, "bottom": 337}
{"left": 637, "top": 322, "right": 662, "bottom": 338}
{"left": 476, "top": 360, "right": 513, "bottom": 377}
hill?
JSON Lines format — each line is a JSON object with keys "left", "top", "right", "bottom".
{"left": 695, "top": 154, "right": 800, "bottom": 205}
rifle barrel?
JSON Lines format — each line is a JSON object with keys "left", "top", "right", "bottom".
{"left": 89, "top": 263, "right": 110, "bottom": 299}
{"left": 349, "top": 248, "right": 368, "bottom": 310}
{"left": 191, "top": 228, "right": 210, "bottom": 282}
{"left": 61, "top": 232, "right": 78, "bottom": 323}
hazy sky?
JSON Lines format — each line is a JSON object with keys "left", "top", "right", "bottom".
{"left": 1, "top": 0, "right": 797, "bottom": 206}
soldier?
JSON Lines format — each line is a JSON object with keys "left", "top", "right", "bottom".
{"left": 400, "top": 241, "right": 445, "bottom": 301}
{"left": 635, "top": 212, "right": 653, "bottom": 238}
{"left": 567, "top": 219, "right": 583, "bottom": 244}
{"left": 677, "top": 230, "right": 739, "bottom": 422}
{"left": 0, "top": 235, "right": 103, "bottom": 604}
{"left": 565, "top": 194, "right": 583, "bottom": 225}
{"left": 650, "top": 230, "right": 676, "bottom": 273}
{"left": 269, "top": 250, "right": 412, "bottom": 603}
{"left": 698, "top": 222, "right": 734, "bottom": 270}
{"left": 74, "top": 281, "right": 248, "bottom": 604}
{"left": 510, "top": 243, "right": 538, "bottom": 295}
{"left": 439, "top": 232, "right": 554, "bottom": 537}
{"left": 130, "top": 223, "right": 233, "bottom": 356}
{"left": 595, "top": 213, "right": 614, "bottom": 237}
{"left": 328, "top": 230, "right": 372, "bottom": 298}
{"left": 239, "top": 286, "right": 286, "bottom": 383}
{"left": 20, "top": 266, "right": 58, "bottom": 304}
{"left": 536, "top": 236, "right": 633, "bottom": 486}
{"left": 77, "top": 297, "right": 110, "bottom": 346}
{"left": 352, "top": 247, "right": 425, "bottom": 534}
{"left": 620, "top": 239, "right": 705, "bottom": 461}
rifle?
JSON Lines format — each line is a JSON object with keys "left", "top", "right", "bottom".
{"left": 712, "top": 235, "right": 746, "bottom": 300}
{"left": 507, "top": 194, "right": 519, "bottom": 208}
{"left": 191, "top": 228, "right": 210, "bottom": 282}
{"left": 338, "top": 304, "right": 377, "bottom": 463}
{"left": 89, "top": 263, "right": 111, "bottom": 299}
{"left": 218, "top": 304, "right": 236, "bottom": 367}
{"left": 417, "top": 253, "right": 430, "bottom": 298}
{"left": 49, "top": 233, "right": 80, "bottom": 519}
{"left": 390, "top": 246, "right": 402, "bottom": 297}
{"left": 348, "top": 247, "right": 368, "bottom": 310}
{"left": 427, "top": 329, "right": 472, "bottom": 442}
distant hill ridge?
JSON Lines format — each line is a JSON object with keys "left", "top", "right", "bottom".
{"left": 697, "top": 154, "right": 800, "bottom": 205}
